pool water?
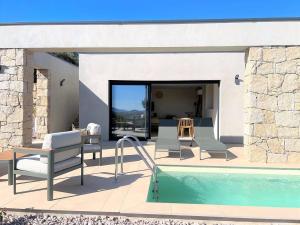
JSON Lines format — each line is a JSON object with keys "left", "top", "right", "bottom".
{"left": 147, "top": 166, "right": 300, "bottom": 208}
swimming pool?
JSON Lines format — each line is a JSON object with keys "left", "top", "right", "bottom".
{"left": 147, "top": 166, "right": 300, "bottom": 208}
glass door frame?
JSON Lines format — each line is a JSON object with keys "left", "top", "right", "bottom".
{"left": 109, "top": 80, "right": 221, "bottom": 141}
{"left": 109, "top": 81, "right": 152, "bottom": 140}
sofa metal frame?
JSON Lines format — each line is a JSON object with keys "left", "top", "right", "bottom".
{"left": 13, "top": 144, "right": 84, "bottom": 201}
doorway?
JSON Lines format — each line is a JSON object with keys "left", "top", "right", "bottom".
{"left": 32, "top": 68, "right": 50, "bottom": 141}
{"left": 109, "top": 81, "right": 219, "bottom": 140}
{"left": 150, "top": 83, "right": 219, "bottom": 139}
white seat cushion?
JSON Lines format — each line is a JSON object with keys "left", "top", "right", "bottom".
{"left": 41, "top": 131, "right": 81, "bottom": 164}
{"left": 16, "top": 155, "right": 81, "bottom": 175}
{"left": 83, "top": 144, "right": 101, "bottom": 153}
{"left": 16, "top": 155, "right": 41, "bottom": 172}
{"left": 87, "top": 123, "right": 101, "bottom": 144}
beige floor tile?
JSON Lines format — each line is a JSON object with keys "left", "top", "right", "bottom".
{"left": 1, "top": 175, "right": 48, "bottom": 207}
{"left": 51, "top": 187, "right": 112, "bottom": 212}
{"left": 121, "top": 201, "right": 172, "bottom": 215}
{"left": 3, "top": 180, "right": 58, "bottom": 210}
{"left": 1, "top": 142, "right": 300, "bottom": 221}
{"left": 171, "top": 203, "right": 300, "bottom": 220}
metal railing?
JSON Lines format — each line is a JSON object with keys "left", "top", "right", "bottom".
{"left": 114, "top": 135, "right": 159, "bottom": 199}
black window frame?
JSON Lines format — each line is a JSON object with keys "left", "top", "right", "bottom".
{"left": 109, "top": 80, "right": 220, "bottom": 140}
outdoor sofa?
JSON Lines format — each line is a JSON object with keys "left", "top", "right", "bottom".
{"left": 13, "top": 130, "right": 84, "bottom": 201}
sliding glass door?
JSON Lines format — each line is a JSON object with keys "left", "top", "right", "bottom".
{"left": 110, "top": 83, "right": 150, "bottom": 140}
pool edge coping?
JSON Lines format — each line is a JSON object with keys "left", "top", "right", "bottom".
{"left": 156, "top": 164, "right": 300, "bottom": 171}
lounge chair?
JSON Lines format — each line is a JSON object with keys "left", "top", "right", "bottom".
{"left": 13, "top": 131, "right": 84, "bottom": 201}
{"left": 194, "top": 118, "right": 228, "bottom": 160}
{"left": 82, "top": 123, "right": 102, "bottom": 165}
{"left": 154, "top": 119, "right": 181, "bottom": 159}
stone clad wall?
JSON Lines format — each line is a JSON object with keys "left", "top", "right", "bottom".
{"left": 0, "top": 49, "right": 33, "bottom": 151}
{"left": 35, "top": 69, "right": 49, "bottom": 139}
{"left": 244, "top": 47, "right": 300, "bottom": 163}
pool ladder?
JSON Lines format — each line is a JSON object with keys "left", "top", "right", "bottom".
{"left": 114, "top": 135, "right": 159, "bottom": 200}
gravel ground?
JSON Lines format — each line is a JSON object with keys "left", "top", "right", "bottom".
{"left": 1, "top": 213, "right": 292, "bottom": 225}
{"left": 0, "top": 214, "right": 237, "bottom": 225}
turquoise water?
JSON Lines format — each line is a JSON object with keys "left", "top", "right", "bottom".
{"left": 147, "top": 169, "right": 300, "bottom": 208}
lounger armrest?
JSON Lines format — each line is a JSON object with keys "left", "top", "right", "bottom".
{"left": 13, "top": 147, "right": 51, "bottom": 156}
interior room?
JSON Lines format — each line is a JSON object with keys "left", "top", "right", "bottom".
{"left": 151, "top": 83, "right": 219, "bottom": 139}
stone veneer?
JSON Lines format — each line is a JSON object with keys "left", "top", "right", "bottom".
{"left": 0, "top": 49, "right": 33, "bottom": 151}
{"left": 245, "top": 47, "right": 300, "bottom": 163}
{"left": 34, "top": 69, "right": 50, "bottom": 139}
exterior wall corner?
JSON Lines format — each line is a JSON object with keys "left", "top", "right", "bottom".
{"left": 244, "top": 46, "right": 300, "bottom": 163}
{"left": 0, "top": 48, "right": 33, "bottom": 151}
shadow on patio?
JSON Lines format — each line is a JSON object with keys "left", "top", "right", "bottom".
{"left": 15, "top": 173, "right": 144, "bottom": 201}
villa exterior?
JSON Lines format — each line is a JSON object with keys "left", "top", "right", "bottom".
{"left": 0, "top": 19, "right": 299, "bottom": 163}
{"left": 0, "top": 50, "right": 79, "bottom": 147}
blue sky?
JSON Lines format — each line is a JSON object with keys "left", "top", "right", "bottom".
{"left": 0, "top": 0, "right": 299, "bottom": 23}
{"left": 112, "top": 85, "right": 146, "bottom": 111}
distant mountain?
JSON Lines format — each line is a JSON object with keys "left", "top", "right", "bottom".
{"left": 112, "top": 107, "right": 144, "bottom": 113}
{"left": 130, "top": 110, "right": 144, "bottom": 113}
{"left": 112, "top": 107, "right": 127, "bottom": 113}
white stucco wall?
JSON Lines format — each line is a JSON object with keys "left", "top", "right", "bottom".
{"left": 1, "top": 20, "right": 300, "bottom": 51}
{"left": 79, "top": 52, "right": 245, "bottom": 143}
{"left": 32, "top": 52, "right": 79, "bottom": 132}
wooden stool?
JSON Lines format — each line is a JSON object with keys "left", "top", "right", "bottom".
{"left": 178, "top": 118, "right": 194, "bottom": 138}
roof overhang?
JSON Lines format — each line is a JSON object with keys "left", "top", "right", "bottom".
{"left": 0, "top": 19, "right": 300, "bottom": 52}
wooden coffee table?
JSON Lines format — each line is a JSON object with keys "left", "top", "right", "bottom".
{"left": 0, "top": 150, "right": 26, "bottom": 185}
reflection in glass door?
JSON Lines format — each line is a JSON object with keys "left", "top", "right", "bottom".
{"left": 110, "top": 84, "right": 150, "bottom": 139}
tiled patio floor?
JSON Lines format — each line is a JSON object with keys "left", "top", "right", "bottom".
{"left": 1, "top": 141, "right": 300, "bottom": 222}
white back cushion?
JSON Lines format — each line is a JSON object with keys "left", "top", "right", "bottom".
{"left": 87, "top": 123, "right": 101, "bottom": 144}
{"left": 40, "top": 131, "right": 81, "bottom": 164}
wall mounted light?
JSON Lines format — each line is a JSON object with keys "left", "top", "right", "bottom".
{"left": 235, "top": 74, "right": 240, "bottom": 85}
{"left": 60, "top": 79, "right": 66, "bottom": 87}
